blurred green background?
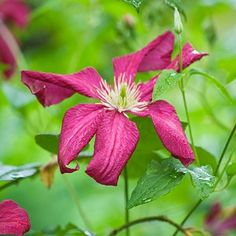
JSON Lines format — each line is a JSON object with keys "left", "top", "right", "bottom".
{"left": 0, "top": 0, "right": 236, "bottom": 235}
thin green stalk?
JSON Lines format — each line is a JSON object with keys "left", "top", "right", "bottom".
{"left": 177, "top": 34, "right": 200, "bottom": 165}
{"left": 63, "top": 176, "right": 92, "bottom": 230}
{"left": 108, "top": 216, "right": 191, "bottom": 236}
{"left": 124, "top": 167, "right": 130, "bottom": 236}
{"left": 214, "top": 123, "right": 236, "bottom": 175}
{"left": 172, "top": 122, "right": 236, "bottom": 236}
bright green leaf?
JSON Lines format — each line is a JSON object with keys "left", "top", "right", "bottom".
{"left": 226, "top": 163, "right": 236, "bottom": 178}
{"left": 152, "top": 70, "right": 182, "bottom": 101}
{"left": 128, "top": 159, "right": 185, "bottom": 208}
{"left": 35, "top": 134, "right": 59, "bottom": 154}
{"left": 186, "top": 166, "right": 215, "bottom": 199}
{"left": 0, "top": 163, "right": 40, "bottom": 181}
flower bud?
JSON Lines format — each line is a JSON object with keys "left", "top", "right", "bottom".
{"left": 174, "top": 7, "right": 183, "bottom": 34}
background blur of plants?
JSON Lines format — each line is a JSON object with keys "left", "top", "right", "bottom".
{"left": 0, "top": 0, "right": 235, "bottom": 235}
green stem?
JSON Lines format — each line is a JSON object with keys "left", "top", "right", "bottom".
{"left": 177, "top": 34, "right": 200, "bottom": 165}
{"left": 108, "top": 216, "right": 191, "bottom": 236}
{"left": 172, "top": 122, "right": 236, "bottom": 236}
{"left": 124, "top": 167, "right": 130, "bottom": 236}
{"left": 63, "top": 176, "right": 92, "bottom": 230}
{"left": 214, "top": 123, "right": 236, "bottom": 175}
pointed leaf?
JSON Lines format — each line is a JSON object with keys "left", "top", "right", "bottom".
{"left": 123, "top": 0, "right": 145, "bottom": 9}
{"left": 128, "top": 159, "right": 185, "bottom": 208}
{"left": 152, "top": 70, "right": 182, "bottom": 101}
{"left": 0, "top": 163, "right": 40, "bottom": 181}
{"left": 35, "top": 134, "right": 59, "bottom": 154}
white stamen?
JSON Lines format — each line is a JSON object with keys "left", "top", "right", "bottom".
{"left": 97, "top": 74, "right": 148, "bottom": 113}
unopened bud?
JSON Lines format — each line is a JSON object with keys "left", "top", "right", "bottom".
{"left": 174, "top": 7, "right": 183, "bottom": 34}
{"left": 123, "top": 14, "right": 136, "bottom": 28}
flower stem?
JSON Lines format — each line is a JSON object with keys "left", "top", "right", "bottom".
{"left": 172, "top": 122, "right": 236, "bottom": 236}
{"left": 124, "top": 167, "right": 130, "bottom": 236}
{"left": 63, "top": 176, "right": 92, "bottom": 230}
{"left": 214, "top": 123, "right": 236, "bottom": 175}
{"left": 177, "top": 34, "right": 200, "bottom": 165}
{"left": 108, "top": 216, "right": 191, "bottom": 236}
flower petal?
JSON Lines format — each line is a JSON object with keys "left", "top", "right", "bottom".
{"left": 0, "top": 200, "right": 30, "bottom": 236}
{"left": 149, "top": 100, "right": 194, "bottom": 166}
{"left": 86, "top": 111, "right": 139, "bottom": 186}
{"left": 59, "top": 104, "right": 104, "bottom": 173}
{"left": 0, "top": 0, "right": 30, "bottom": 27}
{"left": 112, "top": 31, "right": 174, "bottom": 83}
{"left": 167, "top": 43, "right": 208, "bottom": 71}
{"left": 21, "top": 67, "right": 104, "bottom": 106}
{"left": 138, "top": 43, "right": 208, "bottom": 102}
{"left": 0, "top": 31, "right": 16, "bottom": 79}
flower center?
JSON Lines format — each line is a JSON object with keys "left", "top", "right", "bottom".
{"left": 97, "top": 75, "right": 148, "bottom": 113}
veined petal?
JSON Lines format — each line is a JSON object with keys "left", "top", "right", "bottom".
{"left": 86, "top": 111, "right": 139, "bottom": 186}
{"left": 138, "top": 43, "right": 208, "bottom": 102}
{"left": 0, "top": 0, "right": 30, "bottom": 27}
{"left": 0, "top": 31, "right": 16, "bottom": 79}
{"left": 149, "top": 100, "right": 194, "bottom": 166}
{"left": 112, "top": 31, "right": 174, "bottom": 83}
{"left": 167, "top": 43, "right": 208, "bottom": 71}
{"left": 21, "top": 67, "right": 104, "bottom": 106}
{"left": 59, "top": 104, "right": 104, "bottom": 173}
{"left": 0, "top": 200, "right": 30, "bottom": 236}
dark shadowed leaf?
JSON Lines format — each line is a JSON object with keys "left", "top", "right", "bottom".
{"left": 35, "top": 134, "right": 59, "bottom": 154}
{"left": 0, "top": 163, "right": 40, "bottom": 181}
{"left": 127, "top": 117, "right": 164, "bottom": 178}
{"left": 152, "top": 70, "right": 182, "bottom": 101}
{"left": 196, "top": 146, "right": 217, "bottom": 172}
{"left": 128, "top": 159, "right": 185, "bottom": 208}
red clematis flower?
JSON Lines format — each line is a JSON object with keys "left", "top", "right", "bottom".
{"left": 205, "top": 202, "right": 236, "bottom": 236}
{"left": 0, "top": 0, "right": 29, "bottom": 79}
{"left": 0, "top": 199, "right": 31, "bottom": 236}
{"left": 21, "top": 31, "right": 207, "bottom": 186}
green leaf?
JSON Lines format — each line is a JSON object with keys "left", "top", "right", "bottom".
{"left": 185, "top": 166, "right": 215, "bottom": 199}
{"left": 35, "top": 134, "right": 59, "bottom": 154}
{"left": 123, "top": 0, "right": 145, "bottom": 9}
{"left": 152, "top": 70, "right": 182, "bottom": 101}
{"left": 127, "top": 117, "right": 164, "bottom": 178}
{"left": 128, "top": 159, "right": 185, "bottom": 208}
{"left": 189, "top": 69, "right": 233, "bottom": 102}
{"left": 195, "top": 146, "right": 217, "bottom": 172}
{"left": 2, "top": 83, "right": 35, "bottom": 108}
{"left": 226, "top": 163, "right": 236, "bottom": 178}
{"left": 0, "top": 163, "right": 40, "bottom": 181}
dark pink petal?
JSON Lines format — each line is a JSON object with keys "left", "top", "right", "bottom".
{"left": 138, "top": 43, "right": 208, "bottom": 102}
{"left": 0, "top": 0, "right": 30, "bottom": 27}
{"left": 112, "top": 31, "right": 174, "bottom": 83}
{"left": 86, "top": 111, "right": 139, "bottom": 186}
{"left": 149, "top": 100, "right": 194, "bottom": 166}
{"left": 167, "top": 43, "right": 208, "bottom": 71}
{"left": 0, "top": 30, "right": 16, "bottom": 79}
{"left": 0, "top": 200, "right": 30, "bottom": 236}
{"left": 59, "top": 104, "right": 104, "bottom": 173}
{"left": 205, "top": 202, "right": 222, "bottom": 225}
{"left": 21, "top": 67, "right": 104, "bottom": 106}
{"left": 219, "top": 215, "right": 236, "bottom": 234}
